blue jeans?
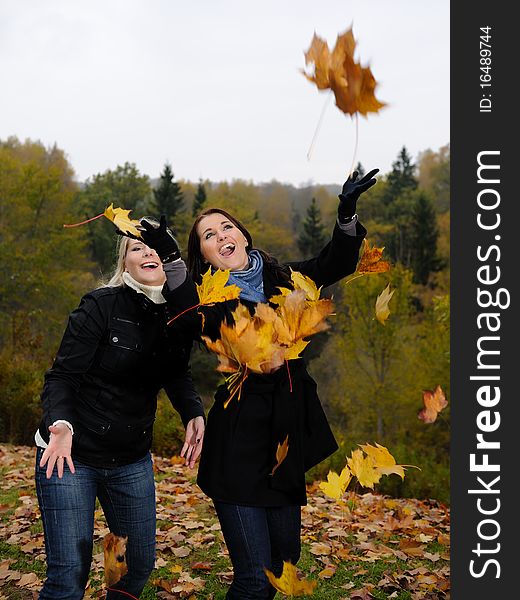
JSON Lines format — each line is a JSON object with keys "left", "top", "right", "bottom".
{"left": 35, "top": 448, "right": 156, "bottom": 600}
{"left": 214, "top": 501, "right": 301, "bottom": 600}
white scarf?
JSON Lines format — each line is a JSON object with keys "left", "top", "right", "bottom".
{"left": 122, "top": 272, "right": 166, "bottom": 304}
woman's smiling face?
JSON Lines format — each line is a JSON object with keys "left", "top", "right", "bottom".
{"left": 197, "top": 212, "right": 250, "bottom": 271}
{"left": 124, "top": 239, "right": 166, "bottom": 285}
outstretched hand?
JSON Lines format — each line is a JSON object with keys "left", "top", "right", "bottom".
{"left": 180, "top": 416, "right": 205, "bottom": 469}
{"left": 338, "top": 168, "right": 379, "bottom": 222}
{"left": 39, "top": 423, "right": 75, "bottom": 479}
{"left": 138, "top": 215, "right": 182, "bottom": 263}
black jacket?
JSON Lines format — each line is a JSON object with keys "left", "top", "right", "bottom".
{"left": 38, "top": 284, "right": 204, "bottom": 468}
{"left": 164, "top": 222, "right": 366, "bottom": 506}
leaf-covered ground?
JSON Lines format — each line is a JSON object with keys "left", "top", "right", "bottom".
{"left": 0, "top": 445, "right": 450, "bottom": 599}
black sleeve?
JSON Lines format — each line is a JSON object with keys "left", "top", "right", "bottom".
{"left": 287, "top": 220, "right": 367, "bottom": 289}
{"left": 162, "top": 341, "right": 205, "bottom": 427}
{"left": 40, "top": 292, "right": 107, "bottom": 431}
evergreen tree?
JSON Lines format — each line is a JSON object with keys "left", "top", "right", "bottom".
{"left": 298, "top": 198, "right": 327, "bottom": 258}
{"left": 384, "top": 146, "right": 418, "bottom": 205}
{"left": 192, "top": 180, "right": 207, "bottom": 216}
{"left": 353, "top": 161, "right": 365, "bottom": 177}
{"left": 153, "top": 163, "right": 184, "bottom": 224}
{"left": 410, "top": 192, "right": 441, "bottom": 284}
{"left": 78, "top": 163, "right": 152, "bottom": 274}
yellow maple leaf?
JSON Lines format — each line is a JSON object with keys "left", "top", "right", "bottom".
{"left": 196, "top": 268, "right": 241, "bottom": 306}
{"left": 356, "top": 239, "right": 391, "bottom": 274}
{"left": 319, "top": 466, "right": 352, "bottom": 500}
{"left": 283, "top": 338, "right": 309, "bottom": 361}
{"left": 418, "top": 385, "right": 448, "bottom": 423}
{"left": 271, "top": 435, "right": 289, "bottom": 476}
{"left": 103, "top": 204, "right": 142, "bottom": 238}
{"left": 264, "top": 561, "right": 317, "bottom": 596}
{"left": 347, "top": 448, "right": 382, "bottom": 489}
{"left": 302, "top": 27, "right": 386, "bottom": 117}
{"left": 290, "top": 269, "right": 322, "bottom": 301}
{"left": 359, "top": 443, "right": 405, "bottom": 480}
{"left": 103, "top": 533, "right": 128, "bottom": 587}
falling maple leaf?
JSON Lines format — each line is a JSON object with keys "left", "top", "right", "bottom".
{"left": 103, "top": 532, "right": 128, "bottom": 587}
{"left": 271, "top": 435, "right": 289, "bottom": 476}
{"left": 319, "top": 465, "right": 352, "bottom": 500}
{"left": 359, "top": 443, "right": 406, "bottom": 480}
{"left": 264, "top": 561, "right": 317, "bottom": 596}
{"left": 418, "top": 385, "right": 448, "bottom": 423}
{"left": 196, "top": 267, "right": 242, "bottom": 306}
{"left": 302, "top": 27, "right": 386, "bottom": 117}
{"left": 375, "top": 284, "right": 395, "bottom": 324}
{"left": 347, "top": 448, "right": 382, "bottom": 489}
{"left": 356, "top": 240, "right": 391, "bottom": 275}
{"left": 103, "top": 204, "right": 142, "bottom": 238}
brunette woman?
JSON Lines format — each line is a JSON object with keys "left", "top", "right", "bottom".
{"left": 140, "top": 169, "right": 378, "bottom": 599}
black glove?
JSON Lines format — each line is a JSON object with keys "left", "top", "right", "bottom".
{"left": 138, "top": 215, "right": 181, "bottom": 263}
{"left": 338, "top": 168, "right": 379, "bottom": 223}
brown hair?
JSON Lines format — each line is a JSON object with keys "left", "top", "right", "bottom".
{"left": 187, "top": 207, "right": 290, "bottom": 284}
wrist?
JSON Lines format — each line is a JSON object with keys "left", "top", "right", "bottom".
{"left": 338, "top": 213, "right": 356, "bottom": 224}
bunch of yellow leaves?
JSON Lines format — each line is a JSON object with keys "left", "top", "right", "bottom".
{"left": 202, "top": 270, "right": 334, "bottom": 407}
{"left": 320, "top": 443, "right": 419, "bottom": 500}
{"left": 302, "top": 27, "right": 386, "bottom": 117}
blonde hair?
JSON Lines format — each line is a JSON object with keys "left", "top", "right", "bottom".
{"left": 104, "top": 235, "right": 132, "bottom": 287}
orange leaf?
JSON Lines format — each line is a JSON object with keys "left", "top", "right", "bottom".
{"left": 418, "top": 385, "right": 448, "bottom": 423}
{"left": 356, "top": 240, "right": 391, "bottom": 274}
{"left": 103, "top": 204, "right": 142, "bottom": 238}
{"left": 103, "top": 532, "right": 128, "bottom": 587}
{"left": 264, "top": 561, "right": 317, "bottom": 596}
{"left": 271, "top": 435, "right": 289, "bottom": 476}
{"left": 302, "top": 28, "right": 386, "bottom": 117}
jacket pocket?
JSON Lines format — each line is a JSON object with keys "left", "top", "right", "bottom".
{"left": 99, "top": 325, "right": 143, "bottom": 374}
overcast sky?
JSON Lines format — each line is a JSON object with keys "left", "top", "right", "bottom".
{"left": 0, "top": 0, "right": 449, "bottom": 186}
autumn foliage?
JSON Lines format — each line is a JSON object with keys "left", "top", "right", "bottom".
{"left": 302, "top": 27, "right": 386, "bottom": 117}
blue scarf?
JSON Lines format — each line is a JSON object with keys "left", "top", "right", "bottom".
{"left": 226, "top": 249, "right": 266, "bottom": 303}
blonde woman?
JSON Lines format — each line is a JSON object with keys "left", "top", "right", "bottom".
{"left": 35, "top": 233, "right": 205, "bottom": 599}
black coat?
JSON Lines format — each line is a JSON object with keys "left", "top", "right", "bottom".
{"left": 164, "top": 222, "right": 366, "bottom": 506}
{"left": 38, "top": 284, "right": 204, "bottom": 468}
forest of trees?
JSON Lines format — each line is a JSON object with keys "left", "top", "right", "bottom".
{"left": 0, "top": 137, "right": 450, "bottom": 502}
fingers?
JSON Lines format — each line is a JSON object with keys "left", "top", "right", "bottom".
{"left": 359, "top": 178, "right": 378, "bottom": 193}
{"left": 66, "top": 456, "right": 76, "bottom": 475}
{"left": 359, "top": 168, "right": 379, "bottom": 183}
{"left": 46, "top": 454, "right": 57, "bottom": 479}
{"left": 139, "top": 218, "right": 157, "bottom": 233}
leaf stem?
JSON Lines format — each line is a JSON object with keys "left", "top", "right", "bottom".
{"left": 167, "top": 304, "right": 201, "bottom": 326}
{"left": 307, "top": 91, "right": 333, "bottom": 160}
{"left": 344, "top": 273, "right": 366, "bottom": 286}
{"left": 63, "top": 213, "right": 104, "bottom": 228}
{"left": 106, "top": 588, "right": 139, "bottom": 599}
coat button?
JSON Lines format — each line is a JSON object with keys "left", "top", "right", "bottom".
{"left": 112, "top": 336, "right": 119, "bottom": 342}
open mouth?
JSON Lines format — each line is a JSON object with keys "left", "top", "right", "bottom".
{"left": 141, "top": 262, "right": 159, "bottom": 270}
{"left": 219, "top": 243, "right": 236, "bottom": 257}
